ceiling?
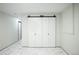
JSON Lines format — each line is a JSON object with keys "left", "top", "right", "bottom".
{"left": 0, "top": 3, "right": 71, "bottom": 19}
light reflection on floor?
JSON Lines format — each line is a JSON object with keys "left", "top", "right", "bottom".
{"left": 0, "top": 41, "right": 67, "bottom": 55}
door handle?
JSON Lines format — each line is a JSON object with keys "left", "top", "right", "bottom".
{"left": 34, "top": 33, "right": 37, "bottom": 36}
{"left": 48, "top": 33, "right": 50, "bottom": 35}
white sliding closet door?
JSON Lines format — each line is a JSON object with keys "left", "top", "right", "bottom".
{"left": 28, "top": 18, "right": 42, "bottom": 47}
{"left": 28, "top": 17, "right": 55, "bottom": 47}
{"left": 42, "top": 18, "right": 55, "bottom": 47}
{"left": 48, "top": 18, "right": 55, "bottom": 47}
{"left": 42, "top": 18, "right": 49, "bottom": 47}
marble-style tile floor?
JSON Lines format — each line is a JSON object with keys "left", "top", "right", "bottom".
{"left": 0, "top": 41, "right": 67, "bottom": 55}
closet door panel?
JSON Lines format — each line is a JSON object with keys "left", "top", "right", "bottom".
{"left": 28, "top": 18, "right": 42, "bottom": 47}
{"left": 48, "top": 18, "right": 55, "bottom": 47}
{"left": 42, "top": 18, "right": 48, "bottom": 47}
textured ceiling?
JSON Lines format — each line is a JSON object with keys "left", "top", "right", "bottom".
{"left": 0, "top": 3, "right": 71, "bottom": 19}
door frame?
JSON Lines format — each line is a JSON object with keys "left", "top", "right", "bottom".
{"left": 18, "top": 21, "right": 22, "bottom": 40}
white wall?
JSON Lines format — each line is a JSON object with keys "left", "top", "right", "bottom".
{"left": 61, "top": 4, "right": 79, "bottom": 55}
{"left": 73, "top": 4, "right": 79, "bottom": 55}
{"left": 22, "top": 18, "right": 29, "bottom": 46}
{"left": 0, "top": 12, "right": 19, "bottom": 50}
